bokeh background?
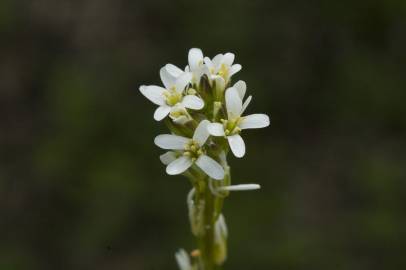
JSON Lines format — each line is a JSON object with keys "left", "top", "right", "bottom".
{"left": 1, "top": 0, "right": 406, "bottom": 269}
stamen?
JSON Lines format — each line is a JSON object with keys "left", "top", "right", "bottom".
{"left": 183, "top": 140, "right": 204, "bottom": 160}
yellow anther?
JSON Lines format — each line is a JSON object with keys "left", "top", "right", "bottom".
{"left": 164, "top": 87, "right": 182, "bottom": 106}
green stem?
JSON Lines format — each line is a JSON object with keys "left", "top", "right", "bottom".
{"left": 196, "top": 177, "right": 224, "bottom": 270}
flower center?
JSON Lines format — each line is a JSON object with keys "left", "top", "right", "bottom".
{"left": 164, "top": 87, "right": 182, "bottom": 106}
{"left": 221, "top": 117, "right": 243, "bottom": 136}
{"left": 218, "top": 64, "right": 229, "bottom": 79}
{"left": 183, "top": 140, "right": 204, "bottom": 161}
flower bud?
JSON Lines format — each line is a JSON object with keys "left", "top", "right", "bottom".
{"left": 213, "top": 101, "right": 222, "bottom": 121}
{"left": 213, "top": 214, "right": 228, "bottom": 265}
{"left": 214, "top": 77, "right": 226, "bottom": 101}
{"left": 187, "top": 188, "right": 205, "bottom": 236}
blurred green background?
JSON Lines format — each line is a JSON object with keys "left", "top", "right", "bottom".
{"left": 1, "top": 0, "right": 406, "bottom": 269}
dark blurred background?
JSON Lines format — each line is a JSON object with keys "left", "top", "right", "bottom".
{"left": 1, "top": 0, "right": 406, "bottom": 269}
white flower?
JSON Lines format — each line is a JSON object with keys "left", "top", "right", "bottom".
{"left": 204, "top": 52, "right": 242, "bottom": 84}
{"left": 233, "top": 80, "right": 252, "bottom": 112}
{"left": 165, "top": 48, "right": 205, "bottom": 86}
{"left": 186, "top": 48, "right": 206, "bottom": 85}
{"left": 155, "top": 120, "right": 225, "bottom": 180}
{"left": 207, "top": 86, "right": 270, "bottom": 158}
{"left": 175, "top": 249, "right": 192, "bottom": 270}
{"left": 139, "top": 68, "right": 204, "bottom": 121}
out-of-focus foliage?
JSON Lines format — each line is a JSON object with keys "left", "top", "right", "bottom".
{"left": 1, "top": 0, "right": 405, "bottom": 269}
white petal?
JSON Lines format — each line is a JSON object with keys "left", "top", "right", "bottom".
{"left": 241, "top": 95, "right": 252, "bottom": 114}
{"left": 188, "top": 48, "right": 204, "bottom": 71}
{"left": 139, "top": 85, "right": 166, "bottom": 106}
{"left": 218, "top": 184, "right": 261, "bottom": 191}
{"left": 227, "top": 134, "right": 245, "bottom": 158}
{"left": 229, "top": 64, "right": 242, "bottom": 76}
{"left": 204, "top": 57, "right": 215, "bottom": 71}
{"left": 159, "top": 151, "right": 177, "bottom": 165}
{"left": 207, "top": 123, "right": 225, "bottom": 136}
{"left": 239, "top": 114, "right": 270, "bottom": 129}
{"left": 175, "top": 72, "right": 192, "bottom": 93}
{"left": 202, "top": 65, "right": 211, "bottom": 78}
{"left": 196, "top": 155, "right": 225, "bottom": 180}
{"left": 153, "top": 105, "right": 171, "bottom": 121}
{"left": 233, "top": 80, "right": 246, "bottom": 99}
{"left": 154, "top": 134, "right": 189, "bottom": 150}
{"left": 225, "top": 87, "right": 242, "bottom": 118}
{"left": 222, "top": 52, "right": 235, "bottom": 66}
{"left": 182, "top": 95, "right": 204, "bottom": 110}
{"left": 172, "top": 115, "right": 190, "bottom": 125}
{"left": 192, "top": 67, "right": 205, "bottom": 81}
{"left": 166, "top": 156, "right": 193, "bottom": 175}
{"left": 165, "top": 64, "right": 184, "bottom": 78}
{"left": 193, "top": 120, "right": 210, "bottom": 146}
{"left": 160, "top": 67, "right": 175, "bottom": 89}
{"left": 212, "top": 54, "right": 223, "bottom": 67}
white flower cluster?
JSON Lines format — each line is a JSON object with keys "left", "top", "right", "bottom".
{"left": 139, "top": 48, "right": 270, "bottom": 181}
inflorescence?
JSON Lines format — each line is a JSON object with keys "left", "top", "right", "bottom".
{"left": 139, "top": 48, "right": 270, "bottom": 270}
